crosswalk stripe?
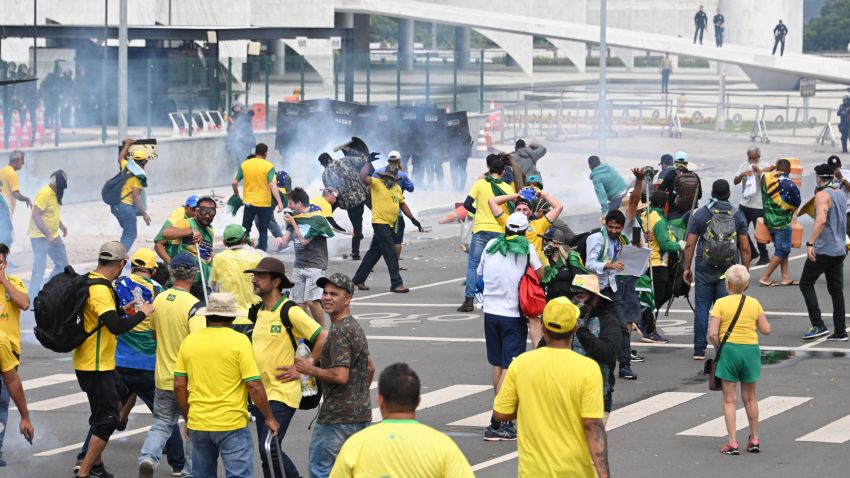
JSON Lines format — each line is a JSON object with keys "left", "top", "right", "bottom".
{"left": 454, "top": 392, "right": 706, "bottom": 429}
{"left": 372, "top": 385, "right": 491, "bottom": 423}
{"left": 605, "top": 392, "right": 705, "bottom": 430}
{"left": 35, "top": 426, "right": 152, "bottom": 457}
{"left": 677, "top": 396, "right": 812, "bottom": 437}
{"left": 26, "top": 392, "right": 89, "bottom": 411}
{"left": 22, "top": 374, "right": 78, "bottom": 391}
{"left": 796, "top": 415, "right": 850, "bottom": 443}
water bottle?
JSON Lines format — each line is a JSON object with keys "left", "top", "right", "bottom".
{"left": 296, "top": 339, "right": 318, "bottom": 397}
{"left": 132, "top": 287, "right": 144, "bottom": 306}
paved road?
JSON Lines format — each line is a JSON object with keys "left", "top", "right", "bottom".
{"left": 4, "top": 214, "right": 850, "bottom": 477}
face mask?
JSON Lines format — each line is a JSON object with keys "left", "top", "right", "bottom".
{"left": 571, "top": 297, "right": 586, "bottom": 308}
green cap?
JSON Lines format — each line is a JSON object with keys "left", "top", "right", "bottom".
{"left": 223, "top": 224, "right": 247, "bottom": 245}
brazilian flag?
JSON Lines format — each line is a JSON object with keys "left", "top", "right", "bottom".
{"left": 761, "top": 172, "right": 800, "bottom": 229}
{"left": 293, "top": 204, "right": 335, "bottom": 239}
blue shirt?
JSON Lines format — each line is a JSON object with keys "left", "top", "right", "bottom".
{"left": 114, "top": 274, "right": 163, "bottom": 371}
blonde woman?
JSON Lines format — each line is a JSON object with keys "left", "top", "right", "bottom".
{"left": 708, "top": 264, "right": 771, "bottom": 455}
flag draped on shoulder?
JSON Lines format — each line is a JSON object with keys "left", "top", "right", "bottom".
{"left": 293, "top": 204, "right": 335, "bottom": 239}
{"left": 761, "top": 172, "right": 801, "bottom": 229}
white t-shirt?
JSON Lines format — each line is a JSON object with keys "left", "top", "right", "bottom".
{"left": 737, "top": 160, "right": 771, "bottom": 209}
{"left": 841, "top": 168, "right": 850, "bottom": 213}
{"left": 477, "top": 239, "right": 543, "bottom": 317}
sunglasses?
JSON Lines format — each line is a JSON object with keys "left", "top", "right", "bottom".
{"left": 197, "top": 207, "right": 217, "bottom": 216}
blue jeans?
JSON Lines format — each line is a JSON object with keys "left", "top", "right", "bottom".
{"left": 308, "top": 422, "right": 369, "bottom": 478}
{"left": 251, "top": 401, "right": 300, "bottom": 478}
{"left": 111, "top": 202, "right": 139, "bottom": 252}
{"left": 0, "top": 365, "right": 13, "bottom": 458}
{"left": 138, "top": 389, "right": 192, "bottom": 476}
{"left": 243, "top": 205, "right": 273, "bottom": 251}
{"left": 464, "top": 231, "right": 501, "bottom": 298}
{"left": 30, "top": 236, "right": 69, "bottom": 296}
{"left": 191, "top": 426, "right": 253, "bottom": 478}
{"left": 694, "top": 268, "right": 728, "bottom": 355}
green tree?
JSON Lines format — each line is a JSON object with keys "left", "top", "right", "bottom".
{"left": 804, "top": 0, "right": 850, "bottom": 51}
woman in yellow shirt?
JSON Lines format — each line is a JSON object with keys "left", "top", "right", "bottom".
{"left": 708, "top": 264, "right": 771, "bottom": 456}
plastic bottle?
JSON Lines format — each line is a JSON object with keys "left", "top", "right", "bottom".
{"left": 132, "top": 287, "right": 144, "bottom": 306}
{"left": 296, "top": 339, "right": 318, "bottom": 397}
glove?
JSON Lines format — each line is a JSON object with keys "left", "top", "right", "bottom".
{"left": 678, "top": 240, "right": 687, "bottom": 250}
{"left": 368, "top": 152, "right": 380, "bottom": 162}
{"left": 411, "top": 218, "right": 423, "bottom": 232}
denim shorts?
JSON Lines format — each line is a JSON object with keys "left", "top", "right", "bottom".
{"left": 484, "top": 313, "right": 528, "bottom": 368}
{"left": 769, "top": 227, "right": 792, "bottom": 258}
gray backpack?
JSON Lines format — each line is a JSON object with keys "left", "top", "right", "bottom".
{"left": 701, "top": 208, "right": 737, "bottom": 268}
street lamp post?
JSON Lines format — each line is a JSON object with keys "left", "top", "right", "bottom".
{"left": 598, "top": 0, "right": 607, "bottom": 161}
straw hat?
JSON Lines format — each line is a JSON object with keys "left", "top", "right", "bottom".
{"left": 197, "top": 292, "right": 246, "bottom": 318}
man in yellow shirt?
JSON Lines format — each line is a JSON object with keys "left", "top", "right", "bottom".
{"left": 74, "top": 242, "right": 153, "bottom": 478}
{"left": 458, "top": 157, "right": 515, "bottom": 312}
{"left": 493, "top": 298, "right": 610, "bottom": 478}
{"left": 138, "top": 253, "right": 205, "bottom": 478}
{"left": 154, "top": 195, "right": 198, "bottom": 263}
{"left": 174, "top": 292, "right": 279, "bottom": 478}
{"left": 28, "top": 170, "right": 69, "bottom": 295}
{"left": 112, "top": 139, "right": 153, "bottom": 252}
{"left": 330, "top": 363, "right": 473, "bottom": 478}
{"left": 0, "top": 329, "right": 34, "bottom": 466}
{"left": 231, "top": 143, "right": 283, "bottom": 252}
{"left": 211, "top": 224, "right": 265, "bottom": 334}
{"left": 312, "top": 188, "right": 351, "bottom": 235}
{"left": 0, "top": 242, "right": 30, "bottom": 466}
{"left": 245, "top": 256, "right": 327, "bottom": 478}
{"left": 351, "top": 161, "right": 422, "bottom": 293}
{"left": 0, "top": 150, "right": 33, "bottom": 261}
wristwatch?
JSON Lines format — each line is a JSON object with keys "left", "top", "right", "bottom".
{"left": 806, "top": 242, "right": 814, "bottom": 247}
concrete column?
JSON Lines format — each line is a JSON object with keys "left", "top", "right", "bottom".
{"left": 398, "top": 18, "right": 414, "bottom": 71}
{"left": 353, "top": 14, "right": 370, "bottom": 70}
{"left": 454, "top": 26, "right": 470, "bottom": 69}
{"left": 335, "top": 12, "right": 354, "bottom": 28}
{"left": 269, "top": 40, "right": 286, "bottom": 76}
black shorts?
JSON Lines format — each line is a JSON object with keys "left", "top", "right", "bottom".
{"left": 392, "top": 215, "right": 405, "bottom": 245}
{"left": 76, "top": 370, "right": 121, "bottom": 431}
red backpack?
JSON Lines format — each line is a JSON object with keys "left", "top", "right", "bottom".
{"left": 519, "top": 253, "right": 546, "bottom": 318}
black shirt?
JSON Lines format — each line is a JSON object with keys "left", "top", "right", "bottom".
{"left": 714, "top": 14, "right": 725, "bottom": 28}
{"left": 695, "top": 11, "right": 708, "bottom": 26}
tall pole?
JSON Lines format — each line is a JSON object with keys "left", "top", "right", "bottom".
{"left": 118, "top": 0, "right": 128, "bottom": 139}
{"left": 598, "top": 0, "right": 607, "bottom": 160}
{"left": 32, "top": 0, "right": 37, "bottom": 75}
{"left": 101, "top": 0, "right": 108, "bottom": 143}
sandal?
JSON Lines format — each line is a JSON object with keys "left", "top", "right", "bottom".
{"left": 758, "top": 280, "right": 778, "bottom": 287}
{"left": 780, "top": 280, "right": 799, "bottom": 286}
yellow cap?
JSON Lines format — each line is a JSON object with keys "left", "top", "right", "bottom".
{"left": 542, "top": 297, "right": 581, "bottom": 333}
{"left": 131, "top": 248, "right": 158, "bottom": 269}
{"left": 131, "top": 148, "right": 149, "bottom": 161}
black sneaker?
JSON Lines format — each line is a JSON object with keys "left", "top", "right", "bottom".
{"left": 826, "top": 333, "right": 849, "bottom": 341}
{"left": 619, "top": 367, "right": 638, "bottom": 380}
{"left": 457, "top": 297, "right": 474, "bottom": 312}
{"left": 483, "top": 424, "right": 517, "bottom": 441}
{"left": 630, "top": 350, "right": 646, "bottom": 362}
{"left": 89, "top": 464, "right": 114, "bottom": 478}
{"left": 350, "top": 254, "right": 361, "bottom": 261}
{"left": 756, "top": 257, "right": 769, "bottom": 266}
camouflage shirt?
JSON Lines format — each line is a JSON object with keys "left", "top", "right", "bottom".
{"left": 317, "top": 315, "right": 372, "bottom": 424}
{"left": 321, "top": 156, "right": 368, "bottom": 210}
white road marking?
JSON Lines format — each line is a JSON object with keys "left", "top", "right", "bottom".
{"left": 22, "top": 374, "right": 78, "bottom": 391}
{"left": 796, "top": 414, "right": 850, "bottom": 443}
{"left": 367, "top": 335, "right": 486, "bottom": 343}
{"left": 35, "top": 425, "right": 152, "bottom": 457}
{"left": 373, "top": 384, "right": 490, "bottom": 423}
{"left": 796, "top": 326, "right": 850, "bottom": 350}
{"left": 25, "top": 392, "right": 89, "bottom": 411}
{"left": 354, "top": 302, "right": 467, "bottom": 307}
{"left": 677, "top": 395, "right": 811, "bottom": 437}
{"left": 471, "top": 452, "right": 519, "bottom": 472}
{"left": 351, "top": 277, "right": 464, "bottom": 302}
{"left": 748, "top": 253, "right": 806, "bottom": 270}
{"left": 447, "top": 411, "right": 491, "bottom": 428}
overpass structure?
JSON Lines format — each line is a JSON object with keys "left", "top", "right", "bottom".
{"left": 336, "top": 0, "right": 847, "bottom": 90}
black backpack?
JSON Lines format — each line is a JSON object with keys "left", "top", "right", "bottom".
{"left": 101, "top": 168, "right": 133, "bottom": 206}
{"left": 568, "top": 228, "right": 602, "bottom": 264}
{"left": 33, "top": 266, "right": 116, "bottom": 353}
{"left": 247, "top": 300, "right": 321, "bottom": 410}
{"left": 672, "top": 170, "right": 701, "bottom": 213}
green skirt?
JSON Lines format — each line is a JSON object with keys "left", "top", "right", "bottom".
{"left": 715, "top": 343, "right": 761, "bottom": 383}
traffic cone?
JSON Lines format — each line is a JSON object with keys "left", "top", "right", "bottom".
{"left": 475, "top": 127, "right": 488, "bottom": 156}
{"left": 438, "top": 205, "right": 469, "bottom": 224}
{"left": 484, "top": 120, "right": 493, "bottom": 149}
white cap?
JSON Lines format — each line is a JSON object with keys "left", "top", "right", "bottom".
{"left": 505, "top": 212, "right": 529, "bottom": 233}
{"left": 387, "top": 150, "right": 401, "bottom": 161}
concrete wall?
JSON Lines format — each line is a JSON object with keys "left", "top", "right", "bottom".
{"left": 17, "top": 131, "right": 276, "bottom": 205}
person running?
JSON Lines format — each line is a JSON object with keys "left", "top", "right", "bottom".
{"left": 211, "top": 224, "right": 265, "bottom": 335}
{"left": 0, "top": 150, "right": 33, "bottom": 260}
{"left": 0, "top": 326, "right": 33, "bottom": 466}
{"left": 493, "top": 297, "right": 609, "bottom": 478}
{"left": 112, "top": 139, "right": 152, "bottom": 252}
{"left": 28, "top": 170, "right": 69, "bottom": 295}
{"left": 138, "top": 253, "right": 205, "bottom": 478}
{"left": 351, "top": 161, "right": 422, "bottom": 293}
{"left": 295, "top": 273, "right": 374, "bottom": 478}
{"left": 375, "top": 152, "right": 415, "bottom": 265}
{"left": 733, "top": 147, "right": 771, "bottom": 266}
{"left": 74, "top": 242, "right": 152, "bottom": 478}
{"left": 509, "top": 140, "right": 547, "bottom": 180}
{"left": 588, "top": 155, "right": 627, "bottom": 214}
{"left": 0, "top": 242, "right": 29, "bottom": 466}
{"left": 161, "top": 196, "right": 216, "bottom": 302}
{"left": 245, "top": 256, "right": 327, "bottom": 478}
{"left": 758, "top": 159, "right": 801, "bottom": 286}
{"left": 279, "top": 187, "right": 334, "bottom": 325}
{"left": 772, "top": 20, "right": 788, "bottom": 56}
{"left": 232, "top": 143, "right": 284, "bottom": 251}
{"left": 800, "top": 163, "right": 848, "bottom": 341}
{"left": 478, "top": 212, "right": 544, "bottom": 440}
{"left": 708, "top": 264, "right": 771, "bottom": 455}
{"left": 330, "top": 363, "right": 474, "bottom": 478}
{"left": 694, "top": 5, "right": 708, "bottom": 44}
{"left": 458, "top": 157, "right": 515, "bottom": 312}
{"left": 153, "top": 195, "right": 198, "bottom": 263}
{"left": 174, "top": 292, "right": 280, "bottom": 478}
{"left": 682, "top": 180, "right": 751, "bottom": 359}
